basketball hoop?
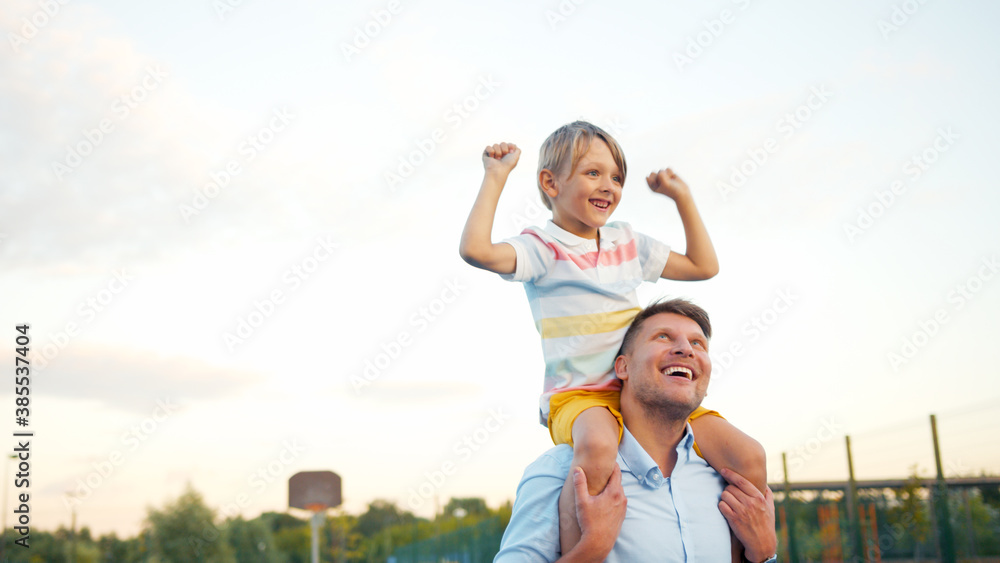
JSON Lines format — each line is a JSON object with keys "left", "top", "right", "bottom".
{"left": 289, "top": 471, "right": 342, "bottom": 511}
{"left": 289, "top": 471, "right": 342, "bottom": 563}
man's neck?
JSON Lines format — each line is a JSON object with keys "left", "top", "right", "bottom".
{"left": 621, "top": 406, "right": 690, "bottom": 477}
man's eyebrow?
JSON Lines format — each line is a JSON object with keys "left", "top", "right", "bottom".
{"left": 650, "top": 327, "right": 708, "bottom": 341}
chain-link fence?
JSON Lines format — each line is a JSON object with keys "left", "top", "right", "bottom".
{"left": 776, "top": 482, "right": 1000, "bottom": 562}
{"left": 388, "top": 408, "right": 1000, "bottom": 563}
{"left": 389, "top": 516, "right": 506, "bottom": 563}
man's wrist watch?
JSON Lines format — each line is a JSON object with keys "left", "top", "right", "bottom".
{"left": 744, "top": 554, "right": 777, "bottom": 563}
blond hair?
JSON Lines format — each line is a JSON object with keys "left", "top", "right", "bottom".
{"left": 537, "top": 121, "right": 627, "bottom": 210}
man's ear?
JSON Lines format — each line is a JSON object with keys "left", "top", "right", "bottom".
{"left": 614, "top": 355, "right": 628, "bottom": 381}
{"left": 538, "top": 169, "right": 559, "bottom": 200}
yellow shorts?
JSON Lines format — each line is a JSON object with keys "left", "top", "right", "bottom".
{"left": 548, "top": 389, "right": 623, "bottom": 447}
{"left": 547, "top": 389, "right": 720, "bottom": 457}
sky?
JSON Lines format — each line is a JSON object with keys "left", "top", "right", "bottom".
{"left": 1, "top": 0, "right": 999, "bottom": 539}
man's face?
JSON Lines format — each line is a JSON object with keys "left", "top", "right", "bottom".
{"left": 616, "top": 312, "right": 711, "bottom": 420}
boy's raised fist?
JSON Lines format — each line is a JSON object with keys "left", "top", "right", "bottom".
{"left": 646, "top": 167, "right": 690, "bottom": 200}
{"left": 483, "top": 142, "right": 520, "bottom": 174}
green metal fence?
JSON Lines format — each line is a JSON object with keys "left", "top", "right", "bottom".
{"left": 389, "top": 516, "right": 506, "bottom": 563}
{"left": 776, "top": 485, "right": 1000, "bottom": 562}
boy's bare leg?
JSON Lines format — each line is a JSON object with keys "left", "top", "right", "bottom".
{"left": 558, "top": 407, "right": 621, "bottom": 555}
{"left": 689, "top": 414, "right": 767, "bottom": 563}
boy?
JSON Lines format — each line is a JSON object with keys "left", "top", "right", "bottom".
{"left": 459, "top": 121, "right": 765, "bottom": 557}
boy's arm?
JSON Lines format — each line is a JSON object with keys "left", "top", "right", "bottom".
{"left": 646, "top": 168, "right": 719, "bottom": 281}
{"left": 555, "top": 467, "right": 627, "bottom": 563}
{"left": 495, "top": 462, "right": 626, "bottom": 563}
{"left": 459, "top": 143, "right": 520, "bottom": 275}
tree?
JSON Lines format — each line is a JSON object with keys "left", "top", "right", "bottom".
{"left": 4, "top": 529, "right": 65, "bottom": 562}
{"left": 887, "top": 466, "right": 932, "bottom": 560}
{"left": 97, "top": 532, "right": 144, "bottom": 563}
{"left": 260, "top": 511, "right": 307, "bottom": 534}
{"left": 272, "top": 524, "right": 311, "bottom": 563}
{"left": 225, "top": 516, "right": 285, "bottom": 563}
{"left": 326, "top": 513, "right": 365, "bottom": 562}
{"left": 144, "top": 484, "right": 236, "bottom": 563}
{"left": 951, "top": 488, "right": 1000, "bottom": 557}
{"left": 355, "top": 500, "right": 415, "bottom": 538}
{"left": 442, "top": 497, "right": 489, "bottom": 518}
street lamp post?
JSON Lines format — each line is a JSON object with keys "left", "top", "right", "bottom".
{"left": 64, "top": 491, "right": 80, "bottom": 563}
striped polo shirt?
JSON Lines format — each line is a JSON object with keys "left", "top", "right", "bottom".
{"left": 501, "top": 220, "right": 670, "bottom": 422}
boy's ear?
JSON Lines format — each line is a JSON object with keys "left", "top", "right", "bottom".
{"left": 538, "top": 169, "right": 559, "bottom": 200}
{"left": 614, "top": 355, "right": 628, "bottom": 381}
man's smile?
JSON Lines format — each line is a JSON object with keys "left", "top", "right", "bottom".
{"left": 660, "top": 364, "right": 694, "bottom": 381}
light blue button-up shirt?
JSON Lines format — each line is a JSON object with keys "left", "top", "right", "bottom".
{"left": 495, "top": 424, "right": 731, "bottom": 562}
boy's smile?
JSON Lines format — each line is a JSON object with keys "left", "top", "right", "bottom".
{"left": 544, "top": 139, "right": 622, "bottom": 240}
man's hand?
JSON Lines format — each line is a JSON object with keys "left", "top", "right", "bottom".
{"left": 558, "top": 466, "right": 627, "bottom": 562}
{"left": 483, "top": 142, "right": 520, "bottom": 177}
{"left": 718, "top": 468, "right": 777, "bottom": 563}
{"left": 646, "top": 167, "right": 690, "bottom": 201}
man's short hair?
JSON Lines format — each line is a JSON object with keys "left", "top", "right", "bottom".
{"left": 618, "top": 298, "right": 712, "bottom": 358}
{"left": 537, "top": 120, "right": 627, "bottom": 210}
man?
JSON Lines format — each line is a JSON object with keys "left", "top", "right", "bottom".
{"left": 495, "top": 298, "right": 778, "bottom": 562}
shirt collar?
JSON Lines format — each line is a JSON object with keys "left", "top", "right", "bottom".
{"left": 542, "top": 220, "right": 624, "bottom": 248}
{"left": 618, "top": 423, "right": 696, "bottom": 487}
